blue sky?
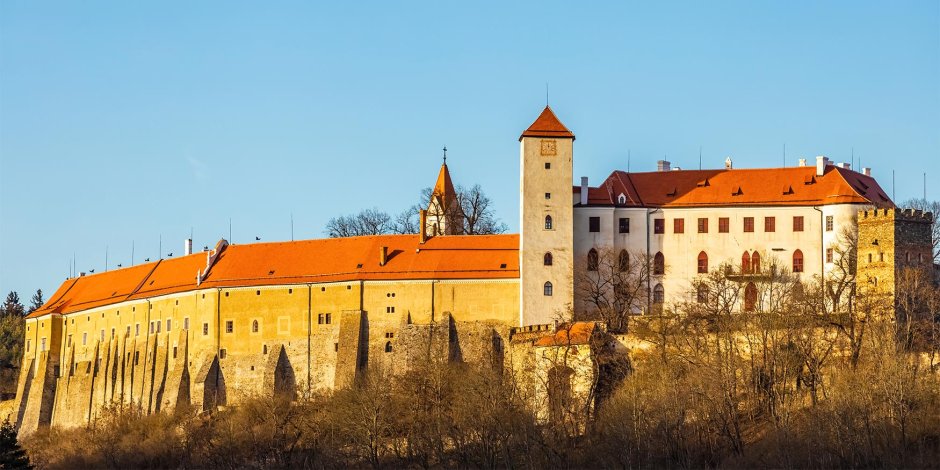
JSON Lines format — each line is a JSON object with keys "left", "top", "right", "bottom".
{"left": 1, "top": 1, "right": 938, "bottom": 299}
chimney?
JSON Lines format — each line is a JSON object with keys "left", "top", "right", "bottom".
{"left": 798, "top": 158, "right": 807, "bottom": 167}
{"left": 815, "top": 156, "right": 829, "bottom": 176}
{"left": 580, "top": 177, "right": 589, "bottom": 205}
{"left": 837, "top": 162, "right": 851, "bottom": 170}
{"left": 863, "top": 167, "right": 872, "bottom": 177}
{"left": 419, "top": 209, "right": 428, "bottom": 244}
{"left": 657, "top": 160, "right": 671, "bottom": 172}
{"left": 725, "top": 157, "right": 733, "bottom": 169}
{"left": 184, "top": 238, "right": 193, "bottom": 256}
{"left": 379, "top": 246, "right": 388, "bottom": 266}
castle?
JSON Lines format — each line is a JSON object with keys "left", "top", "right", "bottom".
{"left": 12, "top": 106, "right": 932, "bottom": 434}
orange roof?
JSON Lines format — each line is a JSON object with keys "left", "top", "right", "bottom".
{"left": 29, "top": 234, "right": 519, "bottom": 318}
{"left": 520, "top": 106, "right": 575, "bottom": 141}
{"left": 581, "top": 165, "right": 893, "bottom": 208}
{"left": 432, "top": 163, "right": 458, "bottom": 210}
{"left": 534, "top": 322, "right": 599, "bottom": 347}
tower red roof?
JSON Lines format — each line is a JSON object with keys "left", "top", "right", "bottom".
{"left": 520, "top": 106, "right": 575, "bottom": 141}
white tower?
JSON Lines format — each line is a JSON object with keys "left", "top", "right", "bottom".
{"left": 519, "top": 106, "right": 575, "bottom": 325}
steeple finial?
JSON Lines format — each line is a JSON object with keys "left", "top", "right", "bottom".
{"left": 442, "top": 145, "right": 447, "bottom": 164}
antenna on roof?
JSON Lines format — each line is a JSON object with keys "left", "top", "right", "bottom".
{"left": 627, "top": 150, "right": 631, "bottom": 172}
{"left": 291, "top": 213, "right": 294, "bottom": 241}
{"left": 229, "top": 218, "right": 232, "bottom": 243}
{"left": 851, "top": 147, "right": 855, "bottom": 170}
{"left": 892, "top": 170, "right": 896, "bottom": 201}
{"left": 131, "top": 240, "right": 135, "bottom": 265}
{"left": 699, "top": 146, "right": 702, "bottom": 170}
{"left": 159, "top": 234, "right": 162, "bottom": 261}
{"left": 924, "top": 172, "right": 927, "bottom": 200}
{"left": 545, "top": 82, "right": 549, "bottom": 106}
{"left": 783, "top": 143, "right": 786, "bottom": 167}
{"left": 105, "top": 245, "right": 108, "bottom": 272}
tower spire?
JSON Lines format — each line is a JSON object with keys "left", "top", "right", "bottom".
{"left": 443, "top": 145, "right": 447, "bottom": 165}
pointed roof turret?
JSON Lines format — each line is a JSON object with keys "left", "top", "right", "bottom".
{"left": 520, "top": 106, "right": 575, "bottom": 141}
{"left": 432, "top": 162, "right": 458, "bottom": 209}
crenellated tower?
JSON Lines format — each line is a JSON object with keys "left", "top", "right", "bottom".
{"left": 519, "top": 106, "right": 575, "bottom": 325}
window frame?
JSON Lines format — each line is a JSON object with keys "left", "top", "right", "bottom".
{"left": 743, "top": 217, "right": 755, "bottom": 233}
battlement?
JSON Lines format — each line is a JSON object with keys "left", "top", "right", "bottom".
{"left": 858, "top": 207, "right": 933, "bottom": 223}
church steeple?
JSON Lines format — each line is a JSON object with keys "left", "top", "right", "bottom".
{"left": 425, "top": 151, "right": 462, "bottom": 236}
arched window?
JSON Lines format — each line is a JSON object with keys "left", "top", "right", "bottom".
{"left": 544, "top": 281, "right": 553, "bottom": 296}
{"left": 741, "top": 252, "right": 752, "bottom": 274}
{"left": 696, "top": 284, "right": 709, "bottom": 303}
{"left": 653, "top": 252, "right": 665, "bottom": 275}
{"left": 697, "top": 251, "right": 708, "bottom": 274}
{"left": 544, "top": 215, "right": 553, "bottom": 230}
{"left": 385, "top": 341, "right": 392, "bottom": 353}
{"left": 751, "top": 252, "right": 761, "bottom": 273}
{"left": 587, "top": 248, "right": 599, "bottom": 271}
{"left": 544, "top": 252, "right": 553, "bottom": 266}
{"left": 793, "top": 249, "right": 804, "bottom": 273}
{"left": 744, "top": 282, "right": 757, "bottom": 311}
{"left": 618, "top": 250, "right": 629, "bottom": 272}
{"left": 617, "top": 193, "right": 627, "bottom": 204}
{"left": 652, "top": 283, "right": 664, "bottom": 304}
{"left": 251, "top": 320, "right": 259, "bottom": 333}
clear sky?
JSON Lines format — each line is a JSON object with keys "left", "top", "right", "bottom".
{"left": 1, "top": 1, "right": 938, "bottom": 300}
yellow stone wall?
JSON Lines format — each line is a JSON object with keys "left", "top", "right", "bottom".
{"left": 15, "top": 277, "right": 519, "bottom": 433}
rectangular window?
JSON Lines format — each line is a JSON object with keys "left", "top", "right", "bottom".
{"left": 166, "top": 319, "right": 172, "bottom": 332}
{"left": 136, "top": 324, "right": 140, "bottom": 336}
{"left": 325, "top": 313, "right": 332, "bottom": 324}
{"left": 697, "top": 218, "right": 708, "bottom": 233}
{"left": 134, "top": 351, "right": 139, "bottom": 365}
{"left": 764, "top": 217, "right": 775, "bottom": 232}
{"left": 184, "top": 318, "right": 189, "bottom": 330}
{"left": 674, "top": 218, "right": 684, "bottom": 234}
{"left": 544, "top": 193, "right": 551, "bottom": 199}
{"left": 156, "top": 321, "right": 161, "bottom": 333}
{"left": 225, "top": 320, "right": 233, "bottom": 334}
{"left": 589, "top": 217, "right": 600, "bottom": 232}
{"left": 203, "top": 323, "right": 209, "bottom": 336}
{"left": 83, "top": 333, "right": 87, "bottom": 345}
{"left": 826, "top": 248, "right": 834, "bottom": 263}
{"left": 111, "top": 328, "right": 115, "bottom": 339}
{"left": 544, "top": 162, "right": 550, "bottom": 169}
{"left": 173, "top": 346, "right": 178, "bottom": 359}
{"left": 318, "top": 314, "right": 324, "bottom": 325}
{"left": 386, "top": 306, "right": 395, "bottom": 313}
{"left": 743, "top": 217, "right": 754, "bottom": 232}
{"left": 125, "top": 325, "right": 130, "bottom": 337}
{"left": 41, "top": 338, "right": 46, "bottom": 351}
{"left": 27, "top": 340, "right": 31, "bottom": 352}
{"left": 825, "top": 215, "right": 834, "bottom": 232}
{"left": 793, "top": 216, "right": 804, "bottom": 232}
{"left": 654, "top": 219, "right": 665, "bottom": 234}
{"left": 100, "top": 330, "right": 105, "bottom": 341}
{"left": 719, "top": 217, "right": 729, "bottom": 233}
{"left": 67, "top": 335, "right": 72, "bottom": 347}
{"left": 618, "top": 218, "right": 630, "bottom": 234}
{"left": 219, "top": 349, "right": 227, "bottom": 359}
{"left": 150, "top": 322, "right": 154, "bottom": 334}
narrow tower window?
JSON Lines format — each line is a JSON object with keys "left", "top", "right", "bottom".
{"left": 543, "top": 282, "right": 553, "bottom": 296}
{"left": 544, "top": 252, "right": 553, "bottom": 266}
{"left": 653, "top": 252, "right": 665, "bottom": 275}
{"left": 544, "top": 215, "right": 553, "bottom": 230}
{"left": 793, "top": 249, "right": 804, "bottom": 273}
{"left": 587, "top": 249, "right": 599, "bottom": 271}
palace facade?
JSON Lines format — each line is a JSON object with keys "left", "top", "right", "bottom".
{"left": 13, "top": 105, "right": 930, "bottom": 433}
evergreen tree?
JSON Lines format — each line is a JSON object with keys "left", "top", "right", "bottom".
{"left": 0, "top": 419, "right": 30, "bottom": 469}
{"left": 0, "top": 293, "right": 24, "bottom": 318}
{"left": 26, "top": 290, "right": 43, "bottom": 315}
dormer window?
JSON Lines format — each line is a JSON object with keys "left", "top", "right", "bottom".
{"left": 617, "top": 193, "right": 626, "bottom": 204}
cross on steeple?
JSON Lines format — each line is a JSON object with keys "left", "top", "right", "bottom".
{"left": 443, "top": 145, "right": 447, "bottom": 164}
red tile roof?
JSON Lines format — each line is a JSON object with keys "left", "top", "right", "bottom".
{"left": 520, "top": 106, "right": 575, "bottom": 141}
{"left": 580, "top": 165, "right": 893, "bottom": 208}
{"left": 28, "top": 234, "right": 519, "bottom": 318}
{"left": 534, "top": 322, "right": 600, "bottom": 347}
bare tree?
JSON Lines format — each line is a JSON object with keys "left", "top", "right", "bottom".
{"left": 574, "top": 248, "right": 651, "bottom": 333}
{"left": 456, "top": 184, "right": 508, "bottom": 235}
{"left": 325, "top": 208, "right": 393, "bottom": 237}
